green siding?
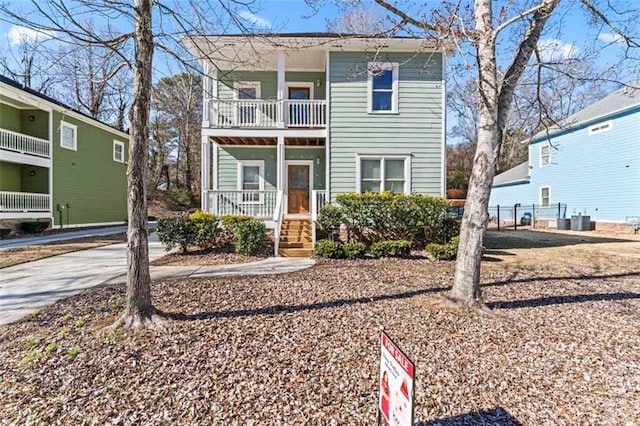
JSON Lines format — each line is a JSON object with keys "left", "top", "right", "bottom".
{"left": 0, "top": 161, "right": 21, "bottom": 191}
{"left": 20, "top": 109, "right": 49, "bottom": 139}
{"left": 20, "top": 165, "right": 48, "bottom": 193}
{"left": 329, "top": 51, "right": 444, "bottom": 198}
{"left": 216, "top": 146, "right": 326, "bottom": 191}
{"left": 52, "top": 112, "right": 129, "bottom": 226}
{"left": 0, "top": 104, "right": 21, "bottom": 133}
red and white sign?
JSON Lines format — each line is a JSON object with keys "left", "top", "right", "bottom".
{"left": 379, "top": 331, "right": 415, "bottom": 426}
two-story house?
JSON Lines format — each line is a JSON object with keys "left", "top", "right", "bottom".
{"left": 490, "top": 85, "right": 640, "bottom": 229}
{"left": 0, "top": 75, "right": 129, "bottom": 232}
{"left": 184, "top": 33, "right": 448, "bottom": 255}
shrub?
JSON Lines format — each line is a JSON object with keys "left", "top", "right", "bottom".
{"left": 189, "top": 210, "right": 221, "bottom": 250}
{"left": 166, "top": 187, "right": 194, "bottom": 208}
{"left": 334, "top": 192, "right": 451, "bottom": 247}
{"left": 157, "top": 214, "right": 197, "bottom": 253}
{"left": 369, "top": 240, "right": 411, "bottom": 258}
{"left": 313, "top": 239, "right": 344, "bottom": 259}
{"left": 342, "top": 242, "right": 367, "bottom": 259}
{"left": 221, "top": 214, "right": 252, "bottom": 231}
{"left": 0, "top": 228, "right": 10, "bottom": 239}
{"left": 426, "top": 236, "right": 460, "bottom": 260}
{"left": 234, "top": 219, "right": 267, "bottom": 255}
{"left": 317, "top": 205, "right": 343, "bottom": 240}
{"left": 20, "top": 221, "right": 49, "bottom": 234}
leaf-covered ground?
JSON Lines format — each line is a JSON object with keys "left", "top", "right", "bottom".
{"left": 1, "top": 231, "right": 639, "bottom": 425}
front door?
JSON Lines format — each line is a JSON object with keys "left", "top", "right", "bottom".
{"left": 287, "top": 164, "right": 310, "bottom": 214}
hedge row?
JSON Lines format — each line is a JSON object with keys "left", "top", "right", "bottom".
{"left": 314, "top": 239, "right": 411, "bottom": 259}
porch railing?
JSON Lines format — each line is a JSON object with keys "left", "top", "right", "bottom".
{"left": 207, "top": 99, "right": 327, "bottom": 129}
{"left": 311, "top": 190, "right": 327, "bottom": 222}
{"left": 206, "top": 190, "right": 278, "bottom": 218}
{"left": 0, "top": 191, "right": 51, "bottom": 212}
{"left": 0, "top": 128, "right": 50, "bottom": 158}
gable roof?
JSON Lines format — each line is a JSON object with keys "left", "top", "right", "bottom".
{"left": 531, "top": 84, "right": 640, "bottom": 143}
{"left": 493, "top": 161, "right": 530, "bottom": 186}
{"left": 0, "top": 74, "right": 128, "bottom": 138}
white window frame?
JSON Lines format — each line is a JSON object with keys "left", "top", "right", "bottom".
{"left": 588, "top": 120, "right": 613, "bottom": 136}
{"left": 113, "top": 140, "right": 125, "bottom": 163}
{"left": 355, "top": 154, "right": 411, "bottom": 194}
{"left": 233, "top": 81, "right": 262, "bottom": 126}
{"left": 60, "top": 121, "right": 77, "bottom": 151}
{"left": 237, "top": 160, "right": 265, "bottom": 204}
{"left": 539, "top": 186, "right": 551, "bottom": 207}
{"left": 539, "top": 143, "right": 551, "bottom": 167}
{"left": 367, "top": 62, "right": 399, "bottom": 114}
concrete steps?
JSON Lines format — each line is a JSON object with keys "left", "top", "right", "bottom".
{"left": 278, "top": 218, "right": 313, "bottom": 257}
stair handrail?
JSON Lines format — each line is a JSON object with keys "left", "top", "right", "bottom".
{"left": 273, "top": 190, "right": 284, "bottom": 256}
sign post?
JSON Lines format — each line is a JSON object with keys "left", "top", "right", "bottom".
{"left": 378, "top": 331, "right": 415, "bottom": 426}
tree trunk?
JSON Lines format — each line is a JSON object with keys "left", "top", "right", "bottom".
{"left": 448, "top": 0, "right": 500, "bottom": 309}
{"left": 122, "top": 0, "right": 157, "bottom": 328}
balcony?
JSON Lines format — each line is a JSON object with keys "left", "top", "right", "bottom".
{"left": 206, "top": 99, "right": 327, "bottom": 129}
{"left": 0, "top": 128, "right": 50, "bottom": 159}
{"left": 0, "top": 191, "right": 51, "bottom": 219}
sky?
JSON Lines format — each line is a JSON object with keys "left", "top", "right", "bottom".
{"left": 0, "top": 0, "right": 636, "bottom": 142}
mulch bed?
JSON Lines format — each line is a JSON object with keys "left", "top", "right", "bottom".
{"left": 0, "top": 251, "right": 639, "bottom": 424}
{"left": 150, "top": 249, "right": 267, "bottom": 267}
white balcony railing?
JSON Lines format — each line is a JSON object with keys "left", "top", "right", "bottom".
{"left": 0, "top": 128, "right": 50, "bottom": 158}
{"left": 0, "top": 191, "right": 51, "bottom": 213}
{"left": 208, "top": 99, "right": 327, "bottom": 129}
{"left": 206, "top": 190, "right": 278, "bottom": 218}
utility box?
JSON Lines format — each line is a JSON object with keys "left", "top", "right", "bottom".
{"left": 557, "top": 218, "right": 571, "bottom": 230}
{"left": 571, "top": 215, "right": 591, "bottom": 231}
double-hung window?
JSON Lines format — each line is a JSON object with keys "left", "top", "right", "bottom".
{"left": 357, "top": 155, "right": 409, "bottom": 194}
{"left": 113, "top": 140, "right": 125, "bottom": 163}
{"left": 238, "top": 160, "right": 264, "bottom": 203}
{"left": 540, "top": 144, "right": 551, "bottom": 167}
{"left": 367, "top": 62, "right": 399, "bottom": 113}
{"left": 60, "top": 121, "right": 77, "bottom": 151}
{"left": 540, "top": 186, "right": 551, "bottom": 207}
{"left": 234, "top": 81, "right": 261, "bottom": 126}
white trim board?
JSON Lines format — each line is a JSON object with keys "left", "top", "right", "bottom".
{"left": 355, "top": 154, "right": 411, "bottom": 194}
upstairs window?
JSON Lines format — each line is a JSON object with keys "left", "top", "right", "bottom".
{"left": 234, "top": 81, "right": 261, "bottom": 125}
{"left": 357, "top": 155, "right": 409, "bottom": 194}
{"left": 113, "top": 140, "right": 125, "bottom": 163}
{"left": 367, "top": 62, "right": 399, "bottom": 113}
{"left": 60, "top": 121, "right": 77, "bottom": 151}
{"left": 540, "top": 144, "right": 551, "bottom": 167}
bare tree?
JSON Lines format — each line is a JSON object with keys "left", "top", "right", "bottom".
{"left": 365, "top": 0, "right": 639, "bottom": 310}
{"left": 327, "top": 3, "right": 385, "bottom": 34}
{"left": 0, "top": 29, "right": 57, "bottom": 93}
{"left": 0, "top": 0, "right": 257, "bottom": 329}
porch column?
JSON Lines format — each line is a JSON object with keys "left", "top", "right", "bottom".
{"left": 202, "top": 61, "right": 218, "bottom": 127}
{"left": 276, "top": 136, "right": 285, "bottom": 191}
{"left": 277, "top": 52, "right": 286, "bottom": 127}
{"left": 201, "top": 135, "right": 211, "bottom": 210}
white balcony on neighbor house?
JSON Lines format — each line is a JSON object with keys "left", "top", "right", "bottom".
{"left": 206, "top": 99, "right": 327, "bottom": 129}
{"left": 0, "top": 191, "right": 51, "bottom": 219}
{"left": 0, "top": 128, "right": 50, "bottom": 159}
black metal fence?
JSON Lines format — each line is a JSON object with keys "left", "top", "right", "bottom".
{"left": 487, "top": 203, "right": 567, "bottom": 230}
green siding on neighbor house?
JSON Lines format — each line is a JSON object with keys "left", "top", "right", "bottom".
{"left": 51, "top": 112, "right": 128, "bottom": 226}
{"left": 216, "top": 146, "right": 326, "bottom": 191}
{"left": 0, "top": 103, "right": 21, "bottom": 133}
{"left": 328, "top": 51, "right": 444, "bottom": 199}
{"left": 0, "top": 104, "right": 49, "bottom": 139}
{"left": 0, "top": 161, "right": 21, "bottom": 191}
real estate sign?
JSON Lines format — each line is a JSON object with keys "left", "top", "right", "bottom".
{"left": 378, "top": 331, "right": 415, "bottom": 426}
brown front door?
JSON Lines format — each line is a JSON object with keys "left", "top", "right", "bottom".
{"left": 287, "top": 164, "right": 310, "bottom": 214}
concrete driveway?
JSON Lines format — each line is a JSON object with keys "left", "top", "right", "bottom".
{"left": 0, "top": 235, "right": 315, "bottom": 325}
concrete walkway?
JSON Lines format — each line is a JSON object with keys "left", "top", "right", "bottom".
{"left": 0, "top": 225, "right": 133, "bottom": 249}
{"left": 0, "top": 236, "right": 315, "bottom": 325}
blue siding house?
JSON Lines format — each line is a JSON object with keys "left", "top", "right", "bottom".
{"left": 490, "top": 86, "right": 640, "bottom": 225}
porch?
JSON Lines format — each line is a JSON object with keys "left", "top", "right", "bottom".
{"left": 0, "top": 191, "right": 51, "bottom": 219}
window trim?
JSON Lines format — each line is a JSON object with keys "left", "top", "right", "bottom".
{"left": 539, "top": 143, "right": 551, "bottom": 168}
{"left": 60, "top": 121, "right": 77, "bottom": 151}
{"left": 588, "top": 120, "right": 613, "bottom": 136}
{"left": 234, "top": 81, "right": 262, "bottom": 126}
{"left": 367, "top": 62, "right": 399, "bottom": 114}
{"left": 539, "top": 185, "right": 551, "bottom": 207}
{"left": 355, "top": 154, "right": 411, "bottom": 194}
{"left": 113, "top": 140, "right": 125, "bottom": 163}
{"left": 237, "top": 160, "right": 265, "bottom": 204}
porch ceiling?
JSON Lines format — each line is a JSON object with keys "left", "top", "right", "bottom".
{"left": 211, "top": 136, "right": 325, "bottom": 146}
